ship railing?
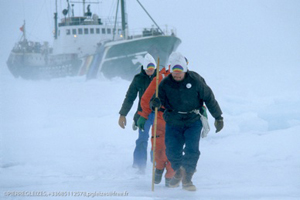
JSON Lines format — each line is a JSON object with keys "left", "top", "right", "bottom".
{"left": 101, "top": 17, "right": 178, "bottom": 37}
{"left": 11, "top": 40, "right": 52, "bottom": 54}
{"left": 112, "top": 25, "right": 177, "bottom": 41}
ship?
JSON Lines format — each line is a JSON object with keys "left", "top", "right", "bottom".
{"left": 6, "top": 0, "right": 181, "bottom": 80}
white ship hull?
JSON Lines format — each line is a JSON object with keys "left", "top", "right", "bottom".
{"left": 85, "top": 35, "right": 181, "bottom": 80}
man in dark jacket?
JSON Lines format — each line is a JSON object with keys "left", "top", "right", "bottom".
{"left": 152, "top": 52, "right": 224, "bottom": 191}
{"left": 118, "top": 53, "right": 156, "bottom": 173}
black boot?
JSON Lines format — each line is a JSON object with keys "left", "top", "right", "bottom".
{"left": 182, "top": 168, "right": 196, "bottom": 191}
{"left": 154, "top": 169, "right": 164, "bottom": 184}
{"left": 168, "top": 167, "right": 183, "bottom": 188}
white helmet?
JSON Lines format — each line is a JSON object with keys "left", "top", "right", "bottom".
{"left": 143, "top": 53, "right": 156, "bottom": 70}
{"left": 169, "top": 52, "right": 188, "bottom": 72}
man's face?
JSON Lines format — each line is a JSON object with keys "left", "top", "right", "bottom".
{"left": 146, "top": 69, "right": 155, "bottom": 76}
{"left": 172, "top": 71, "right": 185, "bottom": 81}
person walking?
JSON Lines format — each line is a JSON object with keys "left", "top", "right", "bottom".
{"left": 118, "top": 53, "right": 156, "bottom": 173}
{"left": 152, "top": 52, "right": 224, "bottom": 191}
{"left": 137, "top": 66, "right": 175, "bottom": 187}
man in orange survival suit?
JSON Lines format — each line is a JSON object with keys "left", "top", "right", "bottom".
{"left": 137, "top": 66, "right": 175, "bottom": 187}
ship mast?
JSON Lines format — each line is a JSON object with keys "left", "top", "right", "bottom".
{"left": 119, "top": 0, "right": 165, "bottom": 39}
{"left": 83, "top": 0, "right": 85, "bottom": 16}
{"left": 136, "top": 0, "right": 164, "bottom": 35}
{"left": 113, "top": 0, "right": 120, "bottom": 41}
{"left": 21, "top": 20, "right": 26, "bottom": 41}
{"left": 120, "top": 0, "right": 128, "bottom": 39}
{"left": 54, "top": 0, "right": 58, "bottom": 39}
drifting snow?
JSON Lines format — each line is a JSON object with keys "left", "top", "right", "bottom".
{"left": 1, "top": 0, "right": 300, "bottom": 199}
{"left": 0, "top": 65, "right": 299, "bottom": 199}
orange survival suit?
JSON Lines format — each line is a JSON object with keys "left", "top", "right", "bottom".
{"left": 138, "top": 68, "right": 175, "bottom": 179}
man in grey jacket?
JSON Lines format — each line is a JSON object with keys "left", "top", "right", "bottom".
{"left": 118, "top": 53, "right": 156, "bottom": 173}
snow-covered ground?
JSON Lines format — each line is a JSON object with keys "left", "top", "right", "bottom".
{"left": 1, "top": 63, "right": 299, "bottom": 199}
{"left": 1, "top": 0, "right": 300, "bottom": 199}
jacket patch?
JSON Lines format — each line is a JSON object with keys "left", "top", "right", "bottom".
{"left": 186, "top": 83, "right": 192, "bottom": 89}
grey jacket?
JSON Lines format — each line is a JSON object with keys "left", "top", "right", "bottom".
{"left": 119, "top": 66, "right": 155, "bottom": 124}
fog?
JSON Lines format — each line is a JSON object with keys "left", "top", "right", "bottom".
{"left": 0, "top": 1, "right": 300, "bottom": 199}
{"left": 1, "top": 0, "right": 300, "bottom": 91}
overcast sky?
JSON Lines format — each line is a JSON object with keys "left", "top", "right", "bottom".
{"left": 1, "top": 0, "right": 300, "bottom": 83}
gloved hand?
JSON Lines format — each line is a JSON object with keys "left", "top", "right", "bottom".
{"left": 132, "top": 121, "right": 138, "bottom": 131}
{"left": 151, "top": 97, "right": 161, "bottom": 108}
{"left": 118, "top": 115, "right": 126, "bottom": 129}
{"left": 214, "top": 117, "right": 224, "bottom": 133}
{"left": 137, "top": 116, "right": 147, "bottom": 131}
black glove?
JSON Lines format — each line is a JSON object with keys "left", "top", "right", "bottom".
{"left": 151, "top": 97, "right": 161, "bottom": 108}
{"left": 214, "top": 116, "right": 224, "bottom": 133}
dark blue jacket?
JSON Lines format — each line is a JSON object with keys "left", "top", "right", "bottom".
{"left": 158, "top": 71, "right": 222, "bottom": 126}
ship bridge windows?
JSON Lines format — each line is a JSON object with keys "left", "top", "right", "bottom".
{"left": 107, "top": 28, "right": 111, "bottom": 34}
{"left": 78, "top": 28, "right": 83, "bottom": 35}
{"left": 90, "top": 28, "right": 94, "bottom": 34}
{"left": 102, "top": 28, "right": 106, "bottom": 34}
{"left": 96, "top": 28, "right": 100, "bottom": 34}
{"left": 66, "top": 29, "right": 70, "bottom": 35}
{"left": 84, "top": 28, "right": 89, "bottom": 34}
{"left": 72, "top": 29, "right": 77, "bottom": 35}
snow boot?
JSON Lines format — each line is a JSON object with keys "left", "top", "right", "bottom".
{"left": 154, "top": 169, "right": 164, "bottom": 184}
{"left": 182, "top": 168, "right": 196, "bottom": 191}
{"left": 165, "top": 178, "right": 172, "bottom": 187}
{"left": 168, "top": 167, "right": 183, "bottom": 188}
{"left": 137, "top": 167, "right": 146, "bottom": 175}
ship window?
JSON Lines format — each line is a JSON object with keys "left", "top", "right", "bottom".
{"left": 107, "top": 28, "right": 111, "bottom": 34}
{"left": 72, "top": 29, "right": 77, "bottom": 35}
{"left": 96, "top": 28, "right": 100, "bottom": 34}
{"left": 102, "top": 28, "right": 106, "bottom": 34}
{"left": 58, "top": 30, "right": 60, "bottom": 36}
{"left": 66, "top": 29, "right": 70, "bottom": 35}
{"left": 78, "top": 28, "right": 83, "bottom": 34}
{"left": 84, "top": 28, "right": 89, "bottom": 34}
{"left": 90, "top": 28, "right": 94, "bottom": 34}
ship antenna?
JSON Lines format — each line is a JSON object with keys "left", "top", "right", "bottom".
{"left": 67, "top": 0, "right": 70, "bottom": 18}
{"left": 22, "top": 20, "right": 26, "bottom": 40}
{"left": 136, "top": 0, "right": 165, "bottom": 35}
{"left": 72, "top": 4, "right": 75, "bottom": 17}
{"left": 83, "top": 0, "right": 85, "bottom": 16}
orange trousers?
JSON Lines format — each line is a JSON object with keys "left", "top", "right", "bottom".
{"left": 151, "top": 111, "right": 175, "bottom": 179}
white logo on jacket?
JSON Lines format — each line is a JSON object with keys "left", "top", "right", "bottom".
{"left": 186, "top": 83, "right": 192, "bottom": 89}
